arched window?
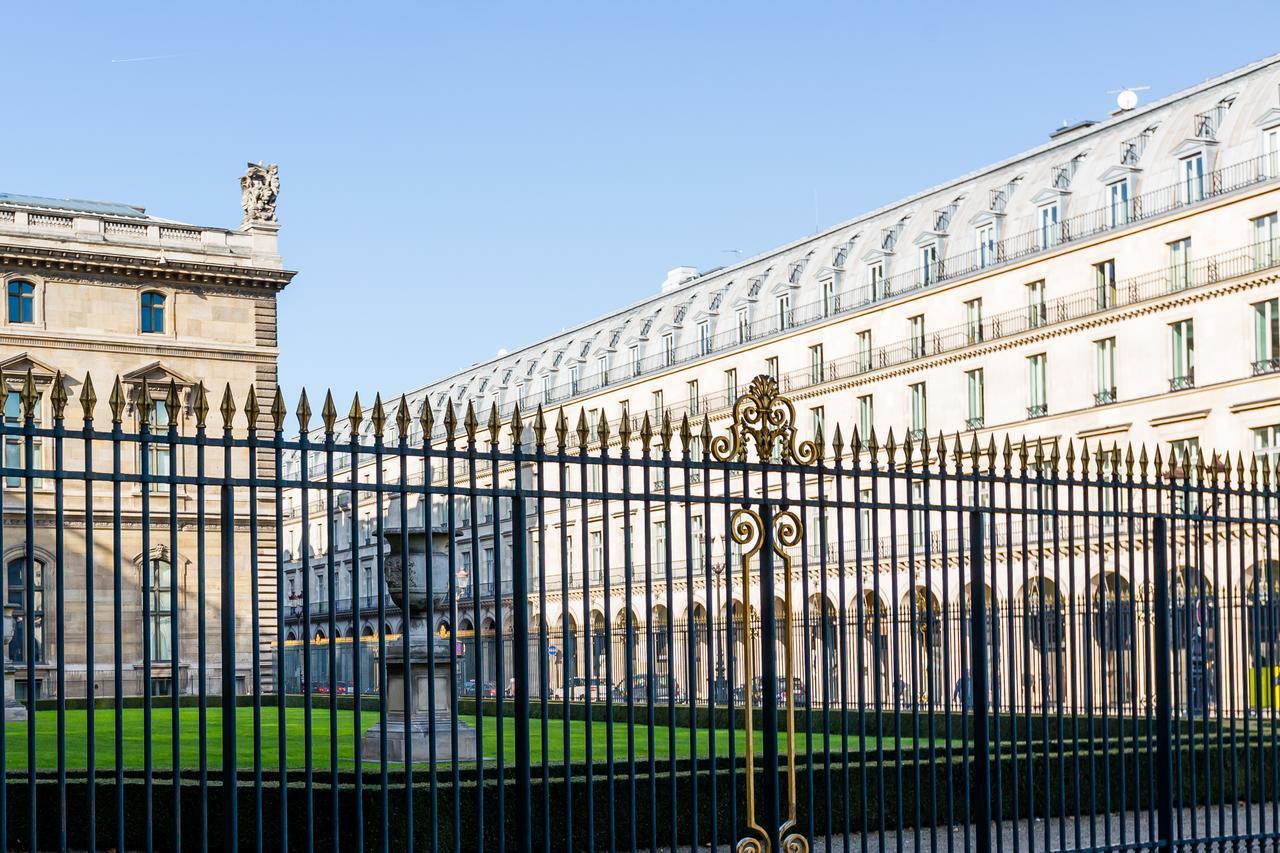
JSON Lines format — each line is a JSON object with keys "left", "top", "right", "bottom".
{"left": 140, "top": 291, "right": 166, "bottom": 334}
{"left": 6, "top": 281, "right": 34, "bottom": 324}
{"left": 149, "top": 558, "right": 173, "bottom": 660}
{"left": 7, "top": 557, "right": 44, "bottom": 664}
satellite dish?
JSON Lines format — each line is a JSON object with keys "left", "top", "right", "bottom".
{"left": 1116, "top": 89, "right": 1139, "bottom": 111}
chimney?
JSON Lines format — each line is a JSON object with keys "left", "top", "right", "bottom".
{"left": 660, "top": 266, "right": 699, "bottom": 293}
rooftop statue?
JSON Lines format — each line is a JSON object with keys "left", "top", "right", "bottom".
{"left": 239, "top": 162, "right": 279, "bottom": 225}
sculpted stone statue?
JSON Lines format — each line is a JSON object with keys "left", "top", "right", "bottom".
{"left": 240, "top": 162, "right": 279, "bottom": 225}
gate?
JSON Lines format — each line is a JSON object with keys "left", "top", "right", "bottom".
{"left": 0, "top": 370, "right": 1276, "bottom": 852}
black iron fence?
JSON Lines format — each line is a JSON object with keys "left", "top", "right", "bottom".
{"left": 0, "top": 371, "right": 1277, "bottom": 852}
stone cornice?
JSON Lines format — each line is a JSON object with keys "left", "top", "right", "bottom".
{"left": 0, "top": 242, "right": 295, "bottom": 293}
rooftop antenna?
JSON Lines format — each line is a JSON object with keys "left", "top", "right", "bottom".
{"left": 1107, "top": 85, "right": 1150, "bottom": 112}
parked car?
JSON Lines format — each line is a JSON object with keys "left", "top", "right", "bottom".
{"left": 734, "top": 677, "right": 807, "bottom": 707}
{"left": 458, "top": 679, "right": 477, "bottom": 698}
{"left": 553, "top": 677, "right": 607, "bottom": 701}
{"left": 614, "top": 673, "right": 684, "bottom": 704}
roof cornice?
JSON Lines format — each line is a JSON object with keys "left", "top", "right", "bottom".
{"left": 0, "top": 241, "right": 295, "bottom": 292}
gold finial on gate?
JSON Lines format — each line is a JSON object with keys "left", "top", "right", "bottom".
{"left": 320, "top": 390, "right": 336, "bottom": 435}
{"left": 221, "top": 384, "right": 237, "bottom": 431}
{"left": 166, "top": 381, "right": 181, "bottom": 425}
{"left": 1152, "top": 446, "right": 1163, "bottom": 480}
{"left": 814, "top": 419, "right": 825, "bottom": 463}
{"left": 1064, "top": 439, "right": 1077, "bottom": 475}
{"left": 554, "top": 407, "right": 568, "bottom": 452}
{"left": 575, "top": 408, "right": 589, "bottom": 451}
{"left": 658, "top": 410, "right": 673, "bottom": 453}
{"left": 272, "top": 388, "right": 287, "bottom": 432}
{"left": 1137, "top": 444, "right": 1149, "bottom": 480}
{"left": 710, "top": 374, "right": 816, "bottom": 465}
{"left": 933, "top": 431, "right": 946, "bottom": 467}
{"left": 902, "top": 431, "right": 913, "bottom": 470}
{"left": 419, "top": 397, "right": 435, "bottom": 441}
{"left": 244, "top": 384, "right": 260, "bottom": 430}
{"left": 443, "top": 400, "right": 457, "bottom": 444}
{"left": 109, "top": 376, "right": 126, "bottom": 424}
{"left": 137, "top": 378, "right": 154, "bottom": 424}
{"left": 194, "top": 382, "right": 211, "bottom": 429}
{"left": 617, "top": 405, "right": 632, "bottom": 448}
{"left": 79, "top": 373, "right": 97, "bottom": 422}
{"left": 294, "top": 388, "right": 311, "bottom": 434}
{"left": 639, "top": 412, "right": 652, "bottom": 450}
{"left": 19, "top": 370, "right": 37, "bottom": 421}
{"left": 831, "top": 424, "right": 844, "bottom": 462}
{"left": 1123, "top": 444, "right": 1134, "bottom": 478}
{"left": 678, "top": 413, "right": 692, "bottom": 454}
{"left": 462, "top": 399, "right": 478, "bottom": 443}
{"left": 596, "top": 409, "right": 609, "bottom": 448}
{"left": 510, "top": 404, "right": 524, "bottom": 446}
{"left": 867, "top": 427, "right": 879, "bottom": 465}
{"left": 370, "top": 393, "right": 386, "bottom": 439}
{"left": 951, "top": 432, "right": 964, "bottom": 472}
{"left": 488, "top": 403, "right": 502, "bottom": 446}
{"left": 395, "top": 395, "right": 411, "bottom": 439}
{"left": 50, "top": 371, "right": 67, "bottom": 421}
{"left": 348, "top": 393, "right": 363, "bottom": 435}
{"left": 884, "top": 428, "right": 897, "bottom": 465}
{"left": 533, "top": 405, "right": 547, "bottom": 450}
{"left": 699, "top": 415, "right": 712, "bottom": 449}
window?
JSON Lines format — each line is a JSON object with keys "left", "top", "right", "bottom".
{"left": 868, "top": 261, "right": 885, "bottom": 299}
{"left": 653, "top": 521, "right": 666, "bottom": 566}
{"left": 822, "top": 279, "right": 836, "bottom": 316}
{"left": 1182, "top": 154, "right": 1205, "bottom": 204}
{"left": 765, "top": 357, "right": 778, "bottom": 380}
{"left": 541, "top": 375, "right": 552, "bottom": 404}
{"left": 856, "top": 330, "right": 872, "bottom": 371}
{"left": 7, "top": 281, "right": 33, "bottom": 324}
{"left": 651, "top": 389, "right": 664, "bottom": 420}
{"left": 811, "top": 406, "right": 825, "bottom": 442}
{"left": 1027, "top": 353, "right": 1047, "bottom": 418}
{"left": 1026, "top": 280, "right": 1046, "bottom": 328}
{"left": 1108, "top": 179, "right": 1130, "bottom": 227}
{"left": 976, "top": 222, "right": 997, "bottom": 268}
{"left": 662, "top": 333, "right": 675, "bottom": 367}
{"left": 919, "top": 244, "right": 938, "bottom": 285}
{"left": 858, "top": 395, "right": 873, "bottom": 441}
{"left": 1253, "top": 213, "right": 1279, "bottom": 269}
{"left": 690, "top": 515, "right": 705, "bottom": 572}
{"left": 597, "top": 354, "right": 610, "bottom": 386}
{"left": 1266, "top": 125, "right": 1280, "bottom": 177}
{"left": 858, "top": 487, "right": 874, "bottom": 552}
{"left": 629, "top": 344, "right": 640, "bottom": 378}
{"left": 1095, "top": 338, "right": 1117, "bottom": 404}
{"left": 724, "top": 368, "right": 738, "bottom": 401}
{"left": 809, "top": 343, "right": 824, "bottom": 384}
{"left": 909, "top": 315, "right": 925, "bottom": 358}
{"left": 910, "top": 480, "right": 925, "bottom": 551}
{"left": 965, "top": 368, "right": 984, "bottom": 429}
{"left": 736, "top": 307, "right": 750, "bottom": 343}
{"left": 1039, "top": 203, "right": 1059, "bottom": 248}
{"left": 1170, "top": 319, "right": 1195, "bottom": 389}
{"left": 149, "top": 558, "right": 173, "bottom": 660}
{"left": 909, "top": 382, "right": 927, "bottom": 438}
{"left": 3, "top": 390, "right": 41, "bottom": 488}
{"left": 145, "top": 397, "right": 173, "bottom": 492}
{"left": 1168, "top": 237, "right": 1192, "bottom": 291}
{"left": 965, "top": 298, "right": 983, "bottom": 344}
{"left": 1094, "top": 260, "right": 1116, "bottom": 309}
{"left": 776, "top": 293, "right": 791, "bottom": 330}
{"left": 1255, "top": 424, "right": 1280, "bottom": 467}
{"left": 687, "top": 379, "right": 699, "bottom": 415}
{"left": 589, "top": 532, "right": 603, "bottom": 584}
{"left": 697, "top": 320, "right": 711, "bottom": 355}
{"left": 568, "top": 364, "right": 580, "bottom": 395}
{"left": 140, "top": 291, "right": 166, "bottom": 334}
{"left": 1255, "top": 297, "right": 1280, "bottom": 374}
{"left": 6, "top": 557, "right": 43, "bottom": 664}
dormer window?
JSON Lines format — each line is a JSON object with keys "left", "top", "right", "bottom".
{"left": 697, "top": 320, "right": 711, "bottom": 355}
{"left": 629, "top": 344, "right": 640, "bottom": 377}
{"left": 1265, "top": 124, "right": 1280, "bottom": 177}
{"left": 140, "top": 291, "right": 166, "bottom": 334}
{"left": 919, "top": 243, "right": 938, "bottom": 286}
{"left": 662, "top": 332, "right": 675, "bottom": 366}
{"left": 822, "top": 279, "right": 836, "bottom": 317}
{"left": 1039, "top": 203, "right": 1060, "bottom": 249}
{"left": 776, "top": 292, "right": 791, "bottom": 330}
{"left": 1182, "top": 153, "right": 1205, "bottom": 203}
{"left": 541, "top": 376, "right": 552, "bottom": 404}
{"left": 976, "top": 222, "right": 997, "bottom": 268}
{"left": 1108, "top": 178, "right": 1131, "bottom": 227}
{"left": 736, "top": 306, "right": 750, "bottom": 344}
{"left": 568, "top": 364, "right": 580, "bottom": 396}
{"left": 7, "top": 281, "right": 34, "bottom": 325}
{"left": 867, "top": 261, "right": 884, "bottom": 299}
{"left": 596, "top": 354, "right": 610, "bottom": 386}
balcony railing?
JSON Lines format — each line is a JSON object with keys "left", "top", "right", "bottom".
{"left": 1252, "top": 357, "right": 1280, "bottom": 376}
{"left": 964, "top": 416, "right": 984, "bottom": 431}
{"left": 1094, "top": 388, "right": 1118, "bottom": 406}
{"left": 1169, "top": 372, "right": 1196, "bottom": 391}
{"left": 1027, "top": 404, "right": 1048, "bottom": 419}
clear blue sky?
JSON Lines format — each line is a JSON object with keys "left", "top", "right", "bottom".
{"left": 6, "top": 1, "right": 1280, "bottom": 405}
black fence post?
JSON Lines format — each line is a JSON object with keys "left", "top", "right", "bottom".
{"left": 511, "top": 485, "right": 532, "bottom": 851}
{"left": 969, "top": 510, "right": 991, "bottom": 853}
{"left": 758, "top": 502, "right": 782, "bottom": 853}
{"left": 1153, "top": 516, "right": 1174, "bottom": 850}
{"left": 221, "top": 477, "right": 238, "bottom": 851}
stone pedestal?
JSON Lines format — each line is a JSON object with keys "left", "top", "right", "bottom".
{"left": 2, "top": 605, "right": 25, "bottom": 722}
{"left": 362, "top": 634, "right": 476, "bottom": 763}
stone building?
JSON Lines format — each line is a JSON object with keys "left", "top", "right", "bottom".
{"left": 282, "top": 54, "right": 1280, "bottom": 707}
{"left": 0, "top": 165, "right": 294, "bottom": 698}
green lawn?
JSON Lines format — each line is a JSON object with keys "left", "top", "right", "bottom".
{"left": 0, "top": 707, "right": 941, "bottom": 771}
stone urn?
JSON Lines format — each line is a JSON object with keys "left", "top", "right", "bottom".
{"left": 2, "top": 604, "right": 26, "bottom": 722}
{"left": 362, "top": 527, "right": 476, "bottom": 763}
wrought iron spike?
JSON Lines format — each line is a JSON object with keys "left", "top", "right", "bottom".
{"left": 395, "top": 395, "right": 411, "bottom": 438}
{"left": 554, "top": 408, "right": 568, "bottom": 451}
{"left": 814, "top": 419, "right": 825, "bottom": 462}
{"left": 463, "top": 400, "right": 479, "bottom": 442}
{"left": 370, "top": 393, "right": 386, "bottom": 438}
{"left": 867, "top": 426, "right": 878, "bottom": 456}
{"left": 50, "top": 371, "right": 67, "bottom": 421}
{"left": 901, "top": 430, "right": 913, "bottom": 469}
{"left": 1138, "top": 444, "right": 1149, "bottom": 478}
{"left": 533, "top": 405, "right": 547, "bottom": 449}
{"left": 639, "top": 412, "right": 652, "bottom": 448}
{"left": 419, "top": 397, "right": 435, "bottom": 437}
{"left": 272, "top": 387, "right": 287, "bottom": 432}
{"left": 1034, "top": 439, "right": 1045, "bottom": 467}
{"left": 193, "top": 382, "right": 211, "bottom": 429}
{"left": 659, "top": 411, "right": 673, "bottom": 453}
{"left": 165, "top": 380, "right": 180, "bottom": 419}
{"left": 849, "top": 426, "right": 861, "bottom": 457}
{"left": 488, "top": 403, "right": 502, "bottom": 445}
{"left": 950, "top": 432, "right": 963, "bottom": 469}
{"left": 884, "top": 428, "right": 896, "bottom": 462}
{"left": 1017, "top": 437, "right": 1029, "bottom": 469}
{"left": 699, "top": 416, "right": 711, "bottom": 446}
{"left": 985, "top": 436, "right": 998, "bottom": 466}
{"left": 221, "top": 384, "right": 237, "bottom": 430}
{"left": 969, "top": 433, "right": 981, "bottom": 467}
{"left": 597, "top": 409, "right": 610, "bottom": 447}
{"left": 678, "top": 413, "right": 692, "bottom": 452}
{"left": 19, "top": 370, "right": 37, "bottom": 421}
{"left": 617, "top": 405, "right": 632, "bottom": 447}
{"left": 575, "top": 408, "right": 589, "bottom": 451}
{"left": 1124, "top": 444, "right": 1134, "bottom": 476}
{"left": 510, "top": 404, "right": 524, "bottom": 445}
{"left": 1049, "top": 438, "right": 1060, "bottom": 470}
{"left": 918, "top": 430, "right": 931, "bottom": 464}
{"left": 320, "top": 390, "right": 336, "bottom": 435}
{"left": 935, "top": 431, "right": 947, "bottom": 467}
{"left": 1152, "top": 445, "right": 1163, "bottom": 477}
{"left": 109, "top": 376, "right": 126, "bottom": 424}
{"left": 79, "top": 373, "right": 97, "bottom": 421}
{"left": 1002, "top": 435, "right": 1013, "bottom": 468}
{"left": 244, "top": 384, "right": 261, "bottom": 429}
{"left": 831, "top": 424, "right": 844, "bottom": 461}
{"left": 295, "top": 388, "right": 311, "bottom": 434}
{"left": 137, "top": 378, "right": 154, "bottom": 424}
{"left": 443, "top": 399, "right": 457, "bottom": 442}
{"left": 348, "top": 392, "right": 363, "bottom": 434}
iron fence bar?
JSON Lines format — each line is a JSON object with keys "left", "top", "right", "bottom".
{"left": 273, "top": 414, "right": 290, "bottom": 853}
{"left": 489, "top": 423, "right": 507, "bottom": 853}
{"left": 757, "top": 496, "right": 782, "bottom": 853}
{"left": 619, "top": 430, "right": 636, "bottom": 853}
{"left": 465, "top": 422, "right": 483, "bottom": 853}
{"left": 444, "top": 423, "right": 460, "bottom": 853}
{"left": 1153, "top": 515, "right": 1174, "bottom": 851}
{"left": 297, "top": 429, "right": 314, "bottom": 853}
{"left": 533, "top": 430, "right": 550, "bottom": 853}
{"left": 0, "top": 388, "right": 6, "bottom": 853}
{"left": 642, "top": 434, "right": 655, "bottom": 853}
{"left": 970, "top": 509, "right": 991, "bottom": 853}
{"left": 170, "top": 395, "right": 184, "bottom": 852}
{"left": 668, "top": 429, "right": 684, "bottom": 853}
{"left": 222, "top": 416, "right": 239, "bottom": 852}
{"left": 249, "top": 410, "right": 264, "bottom": 853}
{"left": 722, "top": 456, "right": 738, "bottom": 847}
{"left": 52, "top": 389, "right": 67, "bottom": 852}
{"left": 82, "top": 394, "right": 97, "bottom": 851}
{"left": 23, "top": 389, "right": 38, "bottom": 853}
{"left": 347, "top": 421, "right": 364, "bottom": 853}
{"left": 815, "top": 449, "right": 833, "bottom": 847}
{"left": 322, "top": 426, "right": 337, "bottom": 853}
{"left": 511, "top": 434, "right": 532, "bottom": 853}
{"left": 597, "top": 427, "right": 616, "bottom": 853}
{"left": 573, "top": 423, "right": 595, "bottom": 853}
{"left": 833, "top": 448, "right": 852, "bottom": 853}
{"left": 111, "top": 403, "right": 125, "bottom": 853}
{"left": 554, "top": 436, "right": 572, "bottom": 853}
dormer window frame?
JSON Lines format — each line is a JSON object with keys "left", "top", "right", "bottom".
{"left": 913, "top": 234, "right": 941, "bottom": 287}
{"left": 1255, "top": 110, "right": 1280, "bottom": 178}
{"left": 1031, "top": 188, "right": 1067, "bottom": 250}
{"left": 971, "top": 213, "right": 1000, "bottom": 269}
{"left": 1098, "top": 165, "right": 1139, "bottom": 228}
{"left": 1171, "top": 138, "right": 1218, "bottom": 205}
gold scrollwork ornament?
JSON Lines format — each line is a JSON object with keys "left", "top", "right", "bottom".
{"left": 711, "top": 375, "right": 817, "bottom": 465}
